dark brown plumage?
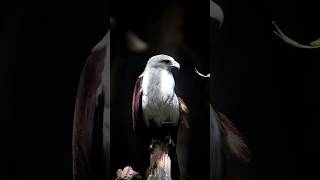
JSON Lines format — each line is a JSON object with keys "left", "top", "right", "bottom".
{"left": 72, "top": 31, "right": 109, "bottom": 180}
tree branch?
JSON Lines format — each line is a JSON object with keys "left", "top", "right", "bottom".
{"left": 147, "top": 142, "right": 171, "bottom": 180}
{"left": 116, "top": 141, "right": 171, "bottom": 180}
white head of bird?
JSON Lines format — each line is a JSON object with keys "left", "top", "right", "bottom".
{"left": 144, "top": 54, "right": 180, "bottom": 72}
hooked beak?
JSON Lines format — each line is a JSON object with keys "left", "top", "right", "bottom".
{"left": 171, "top": 60, "right": 180, "bottom": 70}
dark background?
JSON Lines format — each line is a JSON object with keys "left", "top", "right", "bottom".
{"left": 1, "top": 0, "right": 107, "bottom": 180}
{"left": 2, "top": 0, "right": 320, "bottom": 180}
{"left": 211, "top": 0, "right": 320, "bottom": 179}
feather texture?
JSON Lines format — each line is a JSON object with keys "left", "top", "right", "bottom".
{"left": 218, "top": 112, "right": 250, "bottom": 163}
{"left": 132, "top": 76, "right": 143, "bottom": 130}
{"left": 72, "top": 31, "right": 109, "bottom": 180}
{"left": 178, "top": 97, "right": 189, "bottom": 129}
{"left": 210, "top": 105, "right": 250, "bottom": 180}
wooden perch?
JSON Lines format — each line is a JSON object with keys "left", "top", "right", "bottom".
{"left": 147, "top": 142, "right": 171, "bottom": 180}
{"left": 272, "top": 21, "right": 320, "bottom": 49}
{"left": 116, "top": 141, "right": 172, "bottom": 180}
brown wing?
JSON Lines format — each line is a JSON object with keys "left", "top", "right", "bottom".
{"left": 131, "top": 76, "right": 151, "bottom": 174}
{"left": 178, "top": 97, "right": 189, "bottom": 128}
{"left": 72, "top": 31, "right": 109, "bottom": 180}
{"left": 132, "top": 76, "right": 143, "bottom": 130}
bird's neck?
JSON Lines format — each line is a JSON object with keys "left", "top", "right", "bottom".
{"left": 142, "top": 67, "right": 175, "bottom": 96}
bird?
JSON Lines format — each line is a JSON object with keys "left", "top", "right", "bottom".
{"left": 132, "top": 54, "right": 189, "bottom": 179}
{"left": 72, "top": 1, "right": 247, "bottom": 179}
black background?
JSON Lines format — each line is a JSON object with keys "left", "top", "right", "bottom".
{"left": 2, "top": 0, "right": 320, "bottom": 180}
{"left": 212, "top": 0, "right": 320, "bottom": 179}
{"left": 2, "top": 0, "right": 107, "bottom": 179}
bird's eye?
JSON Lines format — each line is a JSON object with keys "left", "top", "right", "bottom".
{"left": 161, "top": 60, "right": 171, "bottom": 64}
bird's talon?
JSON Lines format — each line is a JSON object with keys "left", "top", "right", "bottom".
{"left": 164, "top": 136, "right": 175, "bottom": 147}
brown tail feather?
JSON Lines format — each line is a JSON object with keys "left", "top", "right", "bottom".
{"left": 218, "top": 112, "right": 250, "bottom": 163}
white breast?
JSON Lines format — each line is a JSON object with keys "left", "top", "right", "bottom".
{"left": 141, "top": 68, "right": 180, "bottom": 127}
